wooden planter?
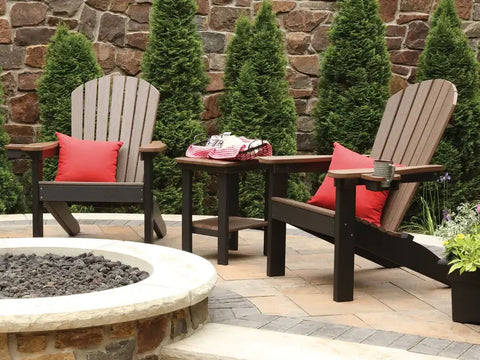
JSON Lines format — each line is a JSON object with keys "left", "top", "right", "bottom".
{"left": 449, "top": 270, "right": 480, "bottom": 324}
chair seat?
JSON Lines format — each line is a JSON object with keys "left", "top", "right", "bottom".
{"left": 39, "top": 181, "right": 144, "bottom": 203}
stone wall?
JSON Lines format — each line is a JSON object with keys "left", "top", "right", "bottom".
{"left": 2, "top": 0, "right": 480, "bottom": 157}
{"left": 0, "top": 299, "right": 209, "bottom": 360}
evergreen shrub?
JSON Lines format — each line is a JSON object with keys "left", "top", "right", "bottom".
{"left": 0, "top": 70, "right": 23, "bottom": 214}
{"left": 312, "top": 0, "right": 391, "bottom": 155}
{"left": 142, "top": 0, "right": 209, "bottom": 214}
{"left": 37, "top": 25, "right": 103, "bottom": 181}
{"left": 221, "top": 0, "right": 309, "bottom": 217}
{"left": 417, "top": 0, "right": 480, "bottom": 208}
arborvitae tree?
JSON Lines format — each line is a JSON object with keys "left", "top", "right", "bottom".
{"left": 312, "top": 0, "right": 391, "bottom": 155}
{"left": 219, "top": 15, "right": 253, "bottom": 132}
{"left": 142, "top": 0, "right": 209, "bottom": 214}
{"left": 37, "top": 25, "right": 103, "bottom": 180}
{"left": 222, "top": 1, "right": 309, "bottom": 217}
{"left": 0, "top": 71, "right": 23, "bottom": 213}
{"left": 417, "top": 0, "right": 480, "bottom": 208}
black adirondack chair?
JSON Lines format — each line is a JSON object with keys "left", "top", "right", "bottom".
{"left": 7, "top": 75, "right": 167, "bottom": 243}
{"left": 259, "top": 79, "right": 458, "bottom": 302}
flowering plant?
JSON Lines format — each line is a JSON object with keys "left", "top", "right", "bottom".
{"left": 436, "top": 203, "right": 480, "bottom": 274}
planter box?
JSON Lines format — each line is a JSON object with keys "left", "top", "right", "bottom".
{"left": 449, "top": 270, "right": 480, "bottom": 324}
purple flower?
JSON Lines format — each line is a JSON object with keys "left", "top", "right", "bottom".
{"left": 438, "top": 172, "right": 452, "bottom": 183}
{"left": 476, "top": 204, "right": 480, "bottom": 215}
{"left": 442, "top": 209, "right": 451, "bottom": 221}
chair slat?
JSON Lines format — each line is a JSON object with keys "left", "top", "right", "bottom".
{"left": 125, "top": 79, "right": 149, "bottom": 182}
{"left": 108, "top": 76, "right": 125, "bottom": 142}
{"left": 96, "top": 76, "right": 111, "bottom": 141}
{"left": 71, "top": 85, "right": 84, "bottom": 138}
{"left": 371, "top": 91, "right": 403, "bottom": 157}
{"left": 376, "top": 83, "right": 419, "bottom": 160}
{"left": 136, "top": 81, "right": 160, "bottom": 182}
{"left": 83, "top": 79, "right": 98, "bottom": 140}
{"left": 116, "top": 77, "right": 138, "bottom": 182}
{"left": 393, "top": 80, "right": 433, "bottom": 163}
{"left": 401, "top": 80, "right": 443, "bottom": 164}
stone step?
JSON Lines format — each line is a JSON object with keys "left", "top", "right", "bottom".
{"left": 161, "top": 323, "right": 450, "bottom": 360}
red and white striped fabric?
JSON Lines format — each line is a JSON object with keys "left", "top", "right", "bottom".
{"left": 186, "top": 136, "right": 272, "bottom": 161}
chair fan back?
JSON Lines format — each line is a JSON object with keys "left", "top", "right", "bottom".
{"left": 370, "top": 79, "right": 457, "bottom": 232}
{"left": 71, "top": 75, "right": 160, "bottom": 183}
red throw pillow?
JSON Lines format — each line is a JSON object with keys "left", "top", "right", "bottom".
{"left": 55, "top": 132, "right": 123, "bottom": 182}
{"left": 307, "top": 142, "right": 389, "bottom": 227}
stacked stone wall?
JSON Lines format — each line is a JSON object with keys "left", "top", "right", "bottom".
{"left": 0, "top": 299, "right": 209, "bottom": 360}
{"left": 2, "top": 0, "right": 480, "bottom": 157}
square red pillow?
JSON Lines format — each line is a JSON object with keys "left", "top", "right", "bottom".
{"left": 307, "top": 142, "right": 389, "bottom": 227}
{"left": 55, "top": 132, "right": 123, "bottom": 182}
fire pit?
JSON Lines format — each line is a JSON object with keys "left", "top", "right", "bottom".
{"left": 0, "top": 237, "right": 216, "bottom": 359}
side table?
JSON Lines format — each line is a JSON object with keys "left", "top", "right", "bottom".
{"left": 175, "top": 157, "right": 268, "bottom": 265}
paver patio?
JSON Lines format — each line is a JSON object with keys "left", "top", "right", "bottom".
{"left": 1, "top": 213, "right": 480, "bottom": 358}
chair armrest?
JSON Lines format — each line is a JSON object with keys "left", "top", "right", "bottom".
{"left": 258, "top": 155, "right": 332, "bottom": 173}
{"left": 139, "top": 141, "right": 167, "bottom": 153}
{"left": 5, "top": 141, "right": 59, "bottom": 152}
{"left": 328, "top": 164, "right": 443, "bottom": 179}
{"left": 5, "top": 141, "right": 59, "bottom": 159}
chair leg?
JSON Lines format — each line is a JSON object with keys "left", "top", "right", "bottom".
{"left": 267, "top": 217, "right": 286, "bottom": 276}
{"left": 153, "top": 201, "right": 167, "bottom": 239}
{"left": 44, "top": 201, "right": 80, "bottom": 236}
{"left": 30, "top": 152, "right": 43, "bottom": 237}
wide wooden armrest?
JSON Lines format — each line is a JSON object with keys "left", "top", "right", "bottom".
{"left": 139, "top": 141, "right": 167, "bottom": 153}
{"left": 5, "top": 141, "right": 59, "bottom": 152}
{"left": 258, "top": 155, "right": 332, "bottom": 165}
{"left": 328, "top": 164, "right": 444, "bottom": 179}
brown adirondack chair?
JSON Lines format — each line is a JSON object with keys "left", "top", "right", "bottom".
{"left": 259, "top": 79, "right": 458, "bottom": 302}
{"left": 6, "top": 75, "right": 167, "bottom": 243}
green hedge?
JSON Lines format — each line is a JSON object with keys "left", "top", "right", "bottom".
{"left": 220, "top": 1, "right": 309, "bottom": 217}
{"left": 142, "top": 0, "right": 209, "bottom": 214}
{"left": 0, "top": 70, "right": 23, "bottom": 214}
{"left": 417, "top": 0, "right": 480, "bottom": 209}
{"left": 312, "top": 0, "right": 391, "bottom": 155}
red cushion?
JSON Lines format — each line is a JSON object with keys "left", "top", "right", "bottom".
{"left": 55, "top": 132, "right": 123, "bottom": 182}
{"left": 307, "top": 142, "right": 389, "bottom": 226}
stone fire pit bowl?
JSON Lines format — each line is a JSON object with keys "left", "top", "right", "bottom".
{"left": 0, "top": 237, "right": 217, "bottom": 359}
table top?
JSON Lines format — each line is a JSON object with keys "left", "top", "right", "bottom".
{"left": 175, "top": 157, "right": 267, "bottom": 171}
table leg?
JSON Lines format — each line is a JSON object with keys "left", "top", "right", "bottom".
{"left": 229, "top": 173, "right": 239, "bottom": 251}
{"left": 333, "top": 178, "right": 356, "bottom": 302}
{"left": 217, "top": 173, "right": 230, "bottom": 265}
{"left": 181, "top": 169, "right": 193, "bottom": 253}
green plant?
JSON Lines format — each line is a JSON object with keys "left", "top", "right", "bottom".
{"left": 37, "top": 24, "right": 103, "bottom": 181}
{"left": 220, "top": 0, "right": 309, "bottom": 217}
{"left": 444, "top": 232, "right": 480, "bottom": 274}
{"left": 401, "top": 173, "right": 451, "bottom": 234}
{"left": 312, "top": 0, "right": 391, "bottom": 155}
{"left": 142, "top": 0, "right": 209, "bottom": 214}
{"left": 0, "top": 69, "right": 24, "bottom": 213}
{"left": 417, "top": 0, "right": 480, "bottom": 208}
{"left": 219, "top": 15, "right": 253, "bottom": 132}
{"left": 437, "top": 202, "right": 480, "bottom": 274}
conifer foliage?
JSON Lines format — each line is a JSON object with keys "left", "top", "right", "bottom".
{"left": 417, "top": 0, "right": 480, "bottom": 206}
{"left": 142, "top": 0, "right": 209, "bottom": 214}
{"left": 0, "top": 72, "right": 23, "bottom": 214}
{"left": 221, "top": 1, "right": 308, "bottom": 217}
{"left": 37, "top": 25, "right": 103, "bottom": 180}
{"left": 312, "top": 0, "right": 391, "bottom": 155}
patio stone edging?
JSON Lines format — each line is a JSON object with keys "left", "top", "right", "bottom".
{"left": 209, "top": 287, "right": 480, "bottom": 360}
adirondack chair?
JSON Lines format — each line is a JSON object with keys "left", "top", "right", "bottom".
{"left": 259, "top": 79, "right": 458, "bottom": 302}
{"left": 6, "top": 75, "right": 167, "bottom": 243}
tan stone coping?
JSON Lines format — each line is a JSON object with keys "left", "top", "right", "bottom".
{"left": 0, "top": 237, "right": 217, "bottom": 332}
